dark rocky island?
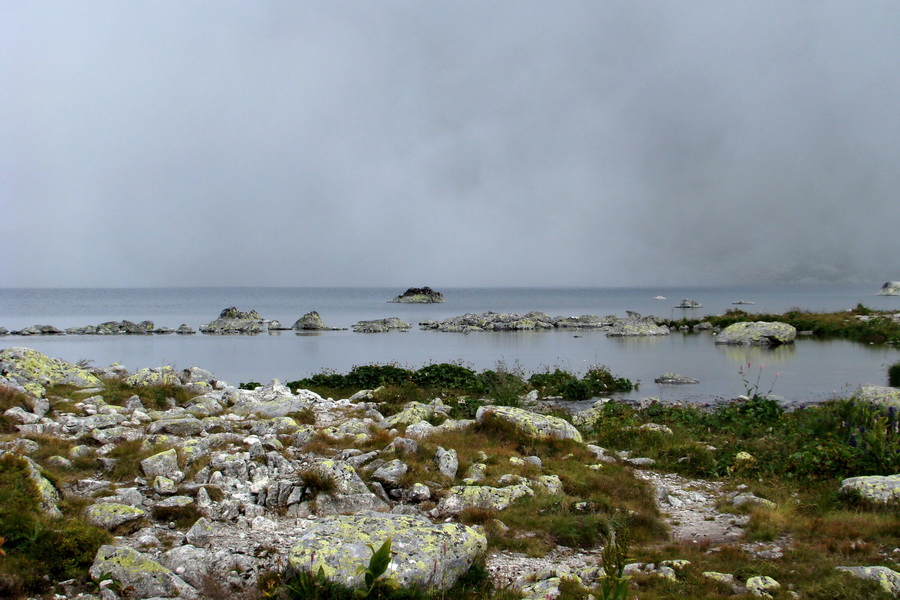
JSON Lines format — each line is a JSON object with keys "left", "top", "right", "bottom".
{"left": 388, "top": 287, "right": 445, "bottom": 303}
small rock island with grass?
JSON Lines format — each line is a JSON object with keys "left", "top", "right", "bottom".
{"left": 2, "top": 340, "right": 900, "bottom": 600}
{"left": 388, "top": 287, "right": 445, "bottom": 303}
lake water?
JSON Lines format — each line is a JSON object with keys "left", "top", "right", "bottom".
{"left": 1, "top": 285, "right": 898, "bottom": 405}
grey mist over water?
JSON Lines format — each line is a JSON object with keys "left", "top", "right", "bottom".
{"left": 1, "top": 286, "right": 897, "bottom": 406}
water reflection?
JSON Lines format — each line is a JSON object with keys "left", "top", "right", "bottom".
{"left": 715, "top": 343, "right": 796, "bottom": 364}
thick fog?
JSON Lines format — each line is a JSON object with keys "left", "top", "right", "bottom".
{"left": 2, "top": 1, "right": 899, "bottom": 288}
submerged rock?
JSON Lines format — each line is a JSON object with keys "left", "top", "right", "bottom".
{"left": 877, "top": 281, "right": 900, "bottom": 296}
{"left": 654, "top": 373, "right": 700, "bottom": 384}
{"left": 389, "top": 286, "right": 445, "bottom": 303}
{"left": 714, "top": 321, "right": 796, "bottom": 346}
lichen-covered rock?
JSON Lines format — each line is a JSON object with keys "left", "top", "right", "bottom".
{"left": 0, "top": 347, "right": 102, "bottom": 397}
{"left": 435, "top": 483, "right": 534, "bottom": 516}
{"left": 715, "top": 321, "right": 796, "bottom": 346}
{"left": 607, "top": 314, "right": 669, "bottom": 337}
{"left": 185, "top": 517, "right": 214, "bottom": 548}
{"left": 746, "top": 575, "right": 780, "bottom": 597}
{"left": 389, "top": 286, "right": 445, "bottom": 303}
{"left": 877, "top": 282, "right": 900, "bottom": 296}
{"left": 380, "top": 400, "right": 451, "bottom": 429}
{"left": 855, "top": 385, "right": 900, "bottom": 408}
{"left": 140, "top": 449, "right": 183, "bottom": 482}
{"left": 476, "top": 405, "right": 582, "bottom": 443}
{"left": 85, "top": 502, "right": 147, "bottom": 532}
{"left": 371, "top": 459, "right": 408, "bottom": 488}
{"left": 840, "top": 474, "right": 900, "bottom": 504}
{"left": 200, "top": 307, "right": 269, "bottom": 335}
{"left": 288, "top": 511, "right": 486, "bottom": 590}
{"left": 352, "top": 317, "right": 411, "bottom": 333}
{"left": 0, "top": 450, "right": 61, "bottom": 517}
{"left": 306, "top": 459, "right": 390, "bottom": 515}
{"left": 90, "top": 545, "right": 198, "bottom": 599}
{"left": 126, "top": 366, "right": 182, "bottom": 387}
{"left": 94, "top": 320, "right": 155, "bottom": 335}
{"left": 836, "top": 565, "right": 900, "bottom": 595}
{"left": 435, "top": 447, "right": 459, "bottom": 479}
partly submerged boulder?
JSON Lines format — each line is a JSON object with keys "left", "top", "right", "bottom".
{"left": 288, "top": 511, "right": 486, "bottom": 590}
{"left": 389, "top": 286, "right": 445, "bottom": 303}
{"left": 877, "top": 282, "right": 900, "bottom": 296}
{"left": 715, "top": 321, "right": 796, "bottom": 346}
{"left": 292, "top": 311, "right": 328, "bottom": 330}
{"left": 200, "top": 307, "right": 269, "bottom": 335}
{"left": 476, "top": 405, "right": 582, "bottom": 443}
{"left": 654, "top": 373, "right": 700, "bottom": 384}
{"left": 352, "top": 317, "right": 410, "bottom": 333}
{"left": 0, "top": 347, "right": 102, "bottom": 397}
{"left": 675, "top": 299, "right": 702, "bottom": 308}
{"left": 607, "top": 314, "right": 669, "bottom": 337}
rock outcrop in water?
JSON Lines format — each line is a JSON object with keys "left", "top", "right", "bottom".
{"left": 419, "top": 311, "right": 669, "bottom": 336}
{"left": 877, "top": 281, "right": 900, "bottom": 296}
{"left": 388, "top": 286, "right": 445, "bottom": 303}
{"left": 352, "top": 317, "right": 411, "bottom": 332}
{"left": 714, "top": 321, "right": 796, "bottom": 346}
{"left": 675, "top": 298, "right": 702, "bottom": 308}
{"left": 200, "top": 307, "right": 271, "bottom": 335}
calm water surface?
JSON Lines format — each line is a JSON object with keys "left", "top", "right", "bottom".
{"left": 1, "top": 286, "right": 898, "bottom": 404}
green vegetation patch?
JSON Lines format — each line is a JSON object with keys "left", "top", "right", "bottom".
{"left": 0, "top": 453, "right": 111, "bottom": 596}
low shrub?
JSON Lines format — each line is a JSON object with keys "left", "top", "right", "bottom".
{"left": 889, "top": 362, "right": 900, "bottom": 387}
{"left": 0, "top": 453, "right": 111, "bottom": 596}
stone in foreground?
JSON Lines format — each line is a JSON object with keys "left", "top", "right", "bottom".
{"left": 836, "top": 565, "right": 900, "bottom": 596}
{"left": 90, "top": 545, "right": 198, "bottom": 599}
{"left": 715, "top": 321, "right": 796, "bottom": 346}
{"left": 0, "top": 347, "right": 102, "bottom": 397}
{"left": 288, "top": 511, "right": 486, "bottom": 590}
{"left": 839, "top": 474, "right": 900, "bottom": 504}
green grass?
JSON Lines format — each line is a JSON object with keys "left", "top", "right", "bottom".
{"left": 285, "top": 362, "right": 637, "bottom": 404}
{"left": 668, "top": 305, "right": 900, "bottom": 344}
{"left": 0, "top": 453, "right": 112, "bottom": 597}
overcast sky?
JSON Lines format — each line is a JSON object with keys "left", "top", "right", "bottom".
{"left": 2, "top": 1, "right": 899, "bottom": 288}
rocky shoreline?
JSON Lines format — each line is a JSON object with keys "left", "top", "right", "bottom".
{"left": 1, "top": 347, "right": 899, "bottom": 599}
{"left": 0, "top": 307, "right": 803, "bottom": 345}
